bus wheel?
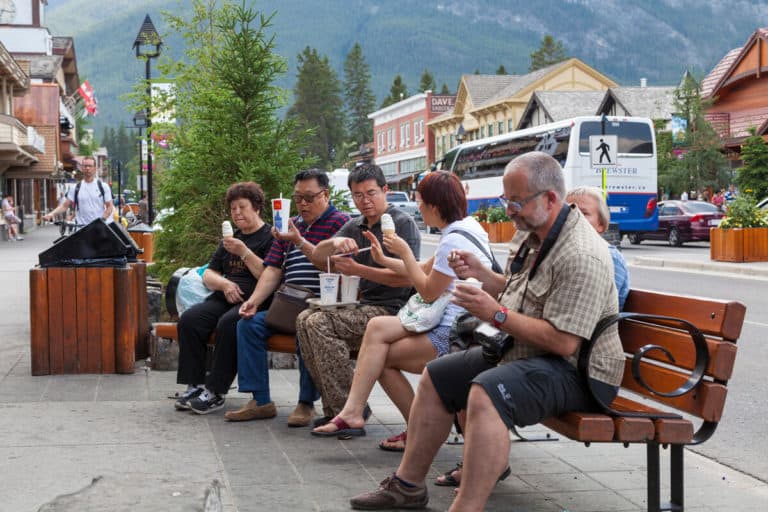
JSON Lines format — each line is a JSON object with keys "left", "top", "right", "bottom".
{"left": 627, "top": 233, "right": 642, "bottom": 245}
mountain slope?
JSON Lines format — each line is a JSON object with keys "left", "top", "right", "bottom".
{"left": 46, "top": 0, "right": 768, "bottom": 133}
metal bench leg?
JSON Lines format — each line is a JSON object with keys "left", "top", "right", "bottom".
{"left": 510, "top": 424, "right": 558, "bottom": 442}
{"left": 647, "top": 442, "right": 661, "bottom": 512}
{"left": 669, "top": 444, "right": 684, "bottom": 511}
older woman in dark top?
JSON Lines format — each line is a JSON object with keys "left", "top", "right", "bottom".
{"left": 174, "top": 182, "right": 274, "bottom": 414}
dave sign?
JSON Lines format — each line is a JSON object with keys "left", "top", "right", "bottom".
{"left": 430, "top": 95, "right": 456, "bottom": 114}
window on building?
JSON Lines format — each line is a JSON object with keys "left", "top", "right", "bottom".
{"left": 508, "top": 120, "right": 514, "bottom": 132}
{"left": 441, "top": 135, "right": 446, "bottom": 152}
{"left": 480, "top": 126, "right": 485, "bottom": 138}
{"left": 405, "top": 123, "right": 411, "bottom": 147}
{"left": 498, "top": 121, "right": 504, "bottom": 135}
{"left": 419, "top": 120, "right": 424, "bottom": 143}
{"left": 450, "top": 134, "right": 455, "bottom": 148}
{"left": 488, "top": 124, "right": 493, "bottom": 137}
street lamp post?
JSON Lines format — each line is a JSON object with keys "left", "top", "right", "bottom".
{"left": 456, "top": 123, "right": 466, "bottom": 146}
{"left": 132, "top": 111, "right": 147, "bottom": 199}
{"left": 133, "top": 14, "right": 162, "bottom": 225}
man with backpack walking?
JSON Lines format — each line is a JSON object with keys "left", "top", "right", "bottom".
{"left": 43, "top": 156, "right": 114, "bottom": 227}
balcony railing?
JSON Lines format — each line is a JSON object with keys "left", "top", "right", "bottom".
{"left": 0, "top": 113, "right": 28, "bottom": 146}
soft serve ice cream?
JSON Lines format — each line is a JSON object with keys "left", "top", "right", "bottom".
{"left": 380, "top": 213, "right": 395, "bottom": 236}
{"left": 222, "top": 221, "right": 234, "bottom": 238}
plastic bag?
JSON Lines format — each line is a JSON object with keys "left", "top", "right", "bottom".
{"left": 176, "top": 265, "right": 213, "bottom": 315}
{"left": 397, "top": 291, "right": 452, "bottom": 333}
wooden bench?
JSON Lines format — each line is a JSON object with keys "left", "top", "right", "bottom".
{"left": 538, "top": 288, "right": 745, "bottom": 512}
{"left": 151, "top": 321, "right": 297, "bottom": 354}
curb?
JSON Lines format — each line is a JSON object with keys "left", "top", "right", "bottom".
{"left": 632, "top": 256, "right": 768, "bottom": 278}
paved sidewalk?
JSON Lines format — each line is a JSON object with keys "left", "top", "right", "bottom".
{"left": 1, "top": 226, "right": 766, "bottom": 511}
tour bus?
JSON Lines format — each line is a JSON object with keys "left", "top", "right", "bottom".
{"left": 438, "top": 116, "right": 659, "bottom": 235}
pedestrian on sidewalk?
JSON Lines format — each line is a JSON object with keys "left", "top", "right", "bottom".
{"left": 2, "top": 194, "right": 23, "bottom": 241}
{"left": 42, "top": 156, "right": 114, "bottom": 227}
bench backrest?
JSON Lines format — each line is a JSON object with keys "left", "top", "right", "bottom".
{"left": 613, "top": 289, "right": 745, "bottom": 430}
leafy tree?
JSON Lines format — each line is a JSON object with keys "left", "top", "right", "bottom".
{"left": 145, "top": 0, "right": 307, "bottom": 280}
{"left": 496, "top": 64, "right": 508, "bottom": 75}
{"left": 343, "top": 42, "right": 375, "bottom": 146}
{"left": 440, "top": 82, "right": 450, "bottom": 95}
{"left": 380, "top": 74, "right": 408, "bottom": 108}
{"left": 668, "top": 72, "right": 728, "bottom": 194}
{"left": 735, "top": 128, "right": 768, "bottom": 199}
{"left": 418, "top": 69, "right": 436, "bottom": 93}
{"left": 529, "top": 35, "right": 567, "bottom": 71}
{"left": 288, "top": 46, "right": 345, "bottom": 169}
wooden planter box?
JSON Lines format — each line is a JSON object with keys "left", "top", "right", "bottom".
{"left": 487, "top": 221, "right": 516, "bottom": 243}
{"left": 743, "top": 227, "right": 768, "bottom": 262}
{"left": 29, "top": 263, "right": 149, "bottom": 375}
{"left": 710, "top": 227, "right": 768, "bottom": 262}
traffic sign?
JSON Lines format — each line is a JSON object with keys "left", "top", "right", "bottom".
{"left": 590, "top": 135, "right": 618, "bottom": 167}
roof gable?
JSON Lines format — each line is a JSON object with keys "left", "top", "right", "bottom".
{"left": 703, "top": 28, "right": 768, "bottom": 99}
{"left": 599, "top": 86, "right": 676, "bottom": 120}
{"left": 518, "top": 90, "right": 604, "bottom": 129}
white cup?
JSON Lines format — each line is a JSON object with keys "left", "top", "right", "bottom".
{"left": 271, "top": 198, "right": 292, "bottom": 234}
{"left": 340, "top": 275, "right": 361, "bottom": 303}
{"left": 319, "top": 273, "right": 340, "bottom": 304}
{"left": 456, "top": 279, "right": 483, "bottom": 290}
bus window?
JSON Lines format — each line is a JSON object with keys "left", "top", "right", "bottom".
{"left": 578, "top": 121, "right": 654, "bottom": 155}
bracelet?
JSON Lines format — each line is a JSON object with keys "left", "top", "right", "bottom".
{"left": 295, "top": 238, "right": 305, "bottom": 249}
{"left": 241, "top": 251, "right": 251, "bottom": 262}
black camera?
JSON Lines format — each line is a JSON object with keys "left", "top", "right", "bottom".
{"left": 474, "top": 322, "right": 514, "bottom": 365}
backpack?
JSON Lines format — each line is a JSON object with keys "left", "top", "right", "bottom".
{"left": 73, "top": 179, "right": 105, "bottom": 211}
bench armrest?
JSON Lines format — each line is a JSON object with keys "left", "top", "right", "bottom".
{"left": 579, "top": 312, "right": 710, "bottom": 420}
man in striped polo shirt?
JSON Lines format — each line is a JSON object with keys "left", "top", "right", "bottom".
{"left": 225, "top": 169, "right": 350, "bottom": 425}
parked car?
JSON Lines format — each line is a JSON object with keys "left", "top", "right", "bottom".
{"left": 386, "top": 191, "right": 418, "bottom": 217}
{"left": 627, "top": 200, "right": 725, "bottom": 246}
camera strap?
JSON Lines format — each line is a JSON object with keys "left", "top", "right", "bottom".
{"left": 503, "top": 204, "right": 571, "bottom": 312}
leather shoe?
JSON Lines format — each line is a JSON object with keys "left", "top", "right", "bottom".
{"left": 224, "top": 400, "right": 276, "bottom": 421}
{"left": 287, "top": 402, "right": 316, "bottom": 427}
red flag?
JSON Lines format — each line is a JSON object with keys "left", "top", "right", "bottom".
{"left": 77, "top": 80, "right": 98, "bottom": 116}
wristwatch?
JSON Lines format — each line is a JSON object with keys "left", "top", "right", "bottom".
{"left": 492, "top": 306, "right": 508, "bottom": 329}
{"left": 295, "top": 238, "right": 306, "bottom": 249}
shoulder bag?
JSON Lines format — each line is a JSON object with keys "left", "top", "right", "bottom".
{"left": 264, "top": 283, "right": 315, "bottom": 334}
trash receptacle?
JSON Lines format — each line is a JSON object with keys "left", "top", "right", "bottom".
{"left": 128, "top": 222, "right": 154, "bottom": 263}
{"left": 30, "top": 219, "right": 149, "bottom": 375}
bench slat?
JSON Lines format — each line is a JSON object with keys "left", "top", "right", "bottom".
{"left": 152, "top": 322, "right": 298, "bottom": 355}
{"left": 620, "top": 360, "right": 728, "bottom": 422}
{"left": 624, "top": 289, "right": 746, "bottom": 340}
{"left": 541, "top": 412, "right": 614, "bottom": 442}
{"left": 620, "top": 322, "right": 737, "bottom": 381}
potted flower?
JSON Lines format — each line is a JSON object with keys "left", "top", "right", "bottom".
{"left": 485, "top": 206, "right": 516, "bottom": 243}
{"left": 472, "top": 207, "right": 490, "bottom": 234}
{"left": 711, "top": 194, "right": 768, "bottom": 262}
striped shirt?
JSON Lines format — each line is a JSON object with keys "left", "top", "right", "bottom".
{"left": 264, "top": 205, "right": 349, "bottom": 294}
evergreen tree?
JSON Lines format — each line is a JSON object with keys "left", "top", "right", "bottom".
{"left": 440, "top": 82, "right": 450, "bottom": 95}
{"left": 474, "top": 69, "right": 480, "bottom": 75}
{"left": 116, "top": 123, "right": 133, "bottom": 164}
{"left": 380, "top": 75, "right": 408, "bottom": 108}
{"left": 669, "top": 72, "right": 728, "bottom": 194}
{"left": 147, "top": 0, "right": 307, "bottom": 280}
{"left": 418, "top": 69, "right": 436, "bottom": 93}
{"left": 343, "top": 43, "right": 375, "bottom": 146}
{"left": 496, "top": 65, "right": 508, "bottom": 75}
{"left": 529, "top": 35, "right": 567, "bottom": 71}
{"left": 736, "top": 128, "right": 768, "bottom": 199}
{"left": 288, "top": 46, "right": 345, "bottom": 169}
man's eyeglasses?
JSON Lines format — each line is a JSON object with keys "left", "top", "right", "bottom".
{"left": 351, "top": 189, "right": 382, "bottom": 202}
{"left": 291, "top": 190, "right": 326, "bottom": 204}
{"left": 498, "top": 191, "right": 545, "bottom": 213}
{"left": 81, "top": 164, "right": 95, "bottom": 168}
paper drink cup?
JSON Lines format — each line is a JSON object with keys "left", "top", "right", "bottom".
{"left": 340, "top": 275, "right": 361, "bottom": 302}
{"left": 456, "top": 278, "right": 483, "bottom": 290}
{"left": 271, "top": 198, "right": 292, "bottom": 234}
{"left": 319, "top": 273, "right": 340, "bottom": 304}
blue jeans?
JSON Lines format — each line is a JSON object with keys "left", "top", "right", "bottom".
{"left": 236, "top": 311, "right": 319, "bottom": 404}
